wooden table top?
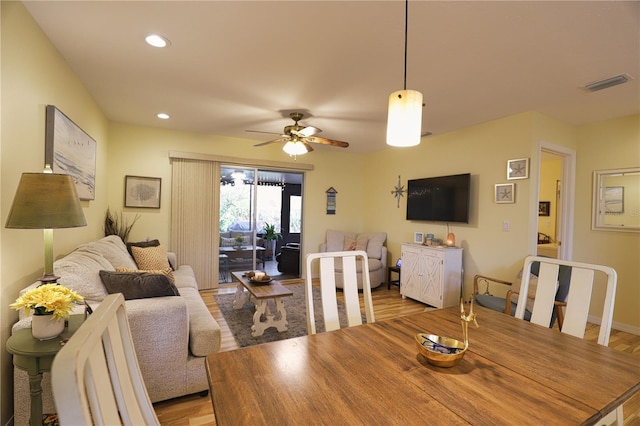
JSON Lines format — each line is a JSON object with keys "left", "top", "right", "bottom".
{"left": 208, "top": 305, "right": 640, "bottom": 425}
{"left": 231, "top": 271, "right": 293, "bottom": 299}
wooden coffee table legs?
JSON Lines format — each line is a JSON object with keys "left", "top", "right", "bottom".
{"left": 233, "top": 284, "right": 289, "bottom": 337}
{"left": 252, "top": 298, "right": 288, "bottom": 337}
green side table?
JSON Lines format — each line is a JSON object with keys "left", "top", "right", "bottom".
{"left": 6, "top": 315, "right": 84, "bottom": 426}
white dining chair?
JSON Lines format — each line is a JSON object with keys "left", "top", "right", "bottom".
{"left": 305, "top": 250, "right": 375, "bottom": 335}
{"left": 515, "top": 255, "right": 621, "bottom": 425}
{"left": 51, "top": 294, "right": 160, "bottom": 425}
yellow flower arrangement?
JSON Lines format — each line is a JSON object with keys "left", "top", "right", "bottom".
{"left": 10, "top": 284, "right": 84, "bottom": 320}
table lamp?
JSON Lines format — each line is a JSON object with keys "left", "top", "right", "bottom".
{"left": 5, "top": 166, "right": 87, "bottom": 283}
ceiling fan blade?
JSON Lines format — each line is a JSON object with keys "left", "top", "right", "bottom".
{"left": 306, "top": 136, "right": 349, "bottom": 148}
{"left": 246, "top": 130, "right": 283, "bottom": 136}
{"left": 301, "top": 141, "right": 314, "bottom": 152}
{"left": 298, "top": 126, "right": 322, "bottom": 137}
{"left": 254, "top": 137, "right": 289, "bottom": 147}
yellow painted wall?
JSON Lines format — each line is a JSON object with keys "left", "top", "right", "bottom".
{"left": 107, "top": 122, "right": 367, "bottom": 259}
{"left": 574, "top": 115, "right": 640, "bottom": 330}
{"left": 0, "top": 3, "right": 109, "bottom": 423}
{"left": 363, "top": 113, "right": 558, "bottom": 294}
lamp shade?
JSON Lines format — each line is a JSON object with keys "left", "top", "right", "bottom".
{"left": 5, "top": 173, "right": 86, "bottom": 229}
{"left": 283, "top": 141, "right": 309, "bottom": 156}
{"left": 386, "top": 89, "right": 423, "bottom": 147}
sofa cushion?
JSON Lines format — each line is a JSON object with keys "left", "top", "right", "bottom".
{"left": 131, "top": 245, "right": 172, "bottom": 270}
{"left": 220, "top": 236, "right": 237, "bottom": 247}
{"left": 126, "top": 239, "right": 160, "bottom": 257}
{"left": 99, "top": 270, "right": 180, "bottom": 300}
{"left": 362, "top": 232, "right": 387, "bottom": 260}
{"left": 116, "top": 267, "right": 175, "bottom": 284}
{"left": 78, "top": 235, "right": 138, "bottom": 270}
{"left": 54, "top": 250, "right": 112, "bottom": 301}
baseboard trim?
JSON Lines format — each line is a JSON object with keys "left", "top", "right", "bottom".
{"left": 587, "top": 314, "right": 640, "bottom": 336}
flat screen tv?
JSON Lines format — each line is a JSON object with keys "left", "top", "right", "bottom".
{"left": 406, "top": 173, "right": 471, "bottom": 223}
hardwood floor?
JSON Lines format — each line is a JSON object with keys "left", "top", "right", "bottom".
{"left": 154, "top": 281, "right": 640, "bottom": 425}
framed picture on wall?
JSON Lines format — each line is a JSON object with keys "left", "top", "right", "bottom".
{"left": 45, "top": 105, "right": 97, "bottom": 200}
{"left": 125, "top": 175, "right": 161, "bottom": 208}
{"left": 495, "top": 183, "right": 515, "bottom": 203}
{"left": 507, "top": 158, "right": 529, "bottom": 180}
{"left": 539, "top": 201, "right": 551, "bottom": 216}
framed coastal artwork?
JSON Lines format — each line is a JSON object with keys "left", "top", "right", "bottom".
{"left": 45, "top": 105, "right": 97, "bottom": 200}
{"left": 125, "top": 175, "right": 162, "bottom": 208}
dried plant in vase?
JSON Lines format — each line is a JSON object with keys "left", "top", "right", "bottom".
{"left": 104, "top": 207, "right": 140, "bottom": 243}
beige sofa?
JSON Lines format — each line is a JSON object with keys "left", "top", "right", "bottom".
{"left": 11, "top": 235, "right": 221, "bottom": 426}
{"left": 320, "top": 230, "right": 387, "bottom": 289}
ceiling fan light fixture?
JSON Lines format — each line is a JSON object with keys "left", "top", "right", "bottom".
{"left": 386, "top": 0, "right": 423, "bottom": 148}
{"left": 282, "top": 141, "right": 308, "bottom": 156}
{"left": 387, "top": 89, "right": 423, "bottom": 147}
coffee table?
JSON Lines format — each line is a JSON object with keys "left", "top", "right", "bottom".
{"left": 231, "top": 271, "right": 293, "bottom": 337}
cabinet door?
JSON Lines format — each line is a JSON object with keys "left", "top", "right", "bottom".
{"left": 419, "top": 251, "right": 443, "bottom": 307}
{"left": 400, "top": 246, "right": 421, "bottom": 300}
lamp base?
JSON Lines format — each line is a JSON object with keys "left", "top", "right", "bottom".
{"left": 39, "top": 274, "right": 59, "bottom": 284}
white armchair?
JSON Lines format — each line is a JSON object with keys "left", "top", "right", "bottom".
{"left": 320, "top": 230, "right": 387, "bottom": 289}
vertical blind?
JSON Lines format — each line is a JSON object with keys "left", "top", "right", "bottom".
{"left": 171, "top": 158, "right": 219, "bottom": 289}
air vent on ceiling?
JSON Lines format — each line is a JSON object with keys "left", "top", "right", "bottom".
{"left": 583, "top": 74, "right": 632, "bottom": 92}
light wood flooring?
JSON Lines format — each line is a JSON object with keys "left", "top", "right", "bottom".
{"left": 154, "top": 281, "right": 640, "bottom": 425}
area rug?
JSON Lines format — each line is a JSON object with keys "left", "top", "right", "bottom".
{"left": 214, "top": 283, "right": 356, "bottom": 347}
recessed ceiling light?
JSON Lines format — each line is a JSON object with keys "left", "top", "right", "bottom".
{"left": 145, "top": 34, "right": 170, "bottom": 48}
{"left": 156, "top": 113, "right": 170, "bottom": 120}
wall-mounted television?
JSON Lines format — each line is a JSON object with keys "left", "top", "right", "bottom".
{"left": 406, "top": 173, "right": 471, "bottom": 223}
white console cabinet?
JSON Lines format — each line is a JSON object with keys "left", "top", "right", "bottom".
{"left": 400, "top": 244, "right": 463, "bottom": 308}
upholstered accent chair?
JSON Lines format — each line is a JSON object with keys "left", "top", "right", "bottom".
{"left": 320, "top": 230, "right": 387, "bottom": 289}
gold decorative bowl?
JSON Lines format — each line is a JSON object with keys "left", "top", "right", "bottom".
{"left": 415, "top": 333, "right": 467, "bottom": 368}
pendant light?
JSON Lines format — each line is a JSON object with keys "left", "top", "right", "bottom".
{"left": 386, "top": 0, "right": 423, "bottom": 147}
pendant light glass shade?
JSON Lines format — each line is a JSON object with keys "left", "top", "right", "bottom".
{"left": 386, "top": 89, "right": 423, "bottom": 147}
{"left": 282, "top": 141, "right": 308, "bottom": 156}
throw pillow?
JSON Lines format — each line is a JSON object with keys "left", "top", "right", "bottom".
{"left": 343, "top": 234, "right": 368, "bottom": 251}
{"left": 99, "top": 270, "right": 179, "bottom": 300}
{"left": 131, "top": 245, "right": 171, "bottom": 271}
{"left": 126, "top": 239, "right": 160, "bottom": 257}
{"left": 115, "top": 267, "right": 175, "bottom": 284}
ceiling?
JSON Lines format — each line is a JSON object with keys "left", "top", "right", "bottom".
{"left": 23, "top": 1, "right": 639, "bottom": 155}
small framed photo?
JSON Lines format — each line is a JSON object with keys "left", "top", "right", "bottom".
{"left": 414, "top": 232, "right": 424, "bottom": 244}
{"left": 507, "top": 158, "right": 529, "bottom": 180}
{"left": 539, "top": 201, "right": 550, "bottom": 216}
{"left": 495, "top": 183, "right": 515, "bottom": 204}
{"left": 125, "top": 176, "right": 161, "bottom": 208}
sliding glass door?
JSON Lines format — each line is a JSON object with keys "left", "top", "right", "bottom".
{"left": 218, "top": 167, "right": 303, "bottom": 283}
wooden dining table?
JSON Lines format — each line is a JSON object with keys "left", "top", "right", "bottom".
{"left": 207, "top": 305, "right": 640, "bottom": 425}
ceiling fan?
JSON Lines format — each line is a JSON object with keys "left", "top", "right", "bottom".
{"left": 247, "top": 112, "right": 349, "bottom": 155}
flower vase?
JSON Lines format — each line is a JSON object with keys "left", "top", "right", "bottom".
{"left": 31, "top": 314, "right": 65, "bottom": 340}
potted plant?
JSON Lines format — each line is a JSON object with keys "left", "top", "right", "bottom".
{"left": 234, "top": 235, "right": 245, "bottom": 249}
{"left": 263, "top": 223, "right": 282, "bottom": 259}
{"left": 10, "top": 284, "right": 84, "bottom": 340}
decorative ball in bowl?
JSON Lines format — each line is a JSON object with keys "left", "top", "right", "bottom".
{"left": 245, "top": 271, "right": 272, "bottom": 284}
{"left": 415, "top": 333, "right": 467, "bottom": 368}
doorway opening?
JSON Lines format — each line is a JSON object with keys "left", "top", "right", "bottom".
{"left": 536, "top": 143, "right": 576, "bottom": 260}
{"left": 218, "top": 167, "right": 303, "bottom": 282}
